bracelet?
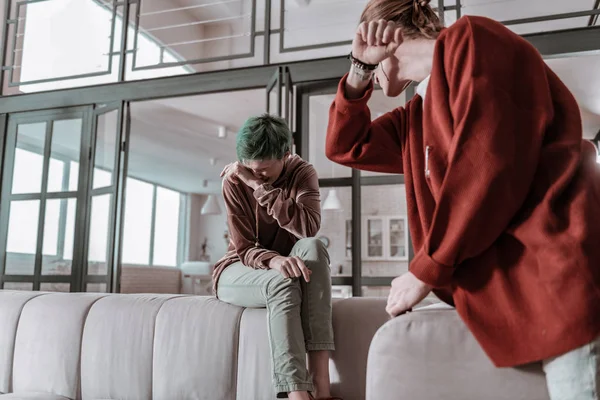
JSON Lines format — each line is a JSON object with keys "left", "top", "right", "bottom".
{"left": 348, "top": 52, "right": 379, "bottom": 71}
{"left": 350, "top": 64, "right": 374, "bottom": 82}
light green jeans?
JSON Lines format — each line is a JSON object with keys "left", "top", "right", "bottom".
{"left": 543, "top": 335, "right": 600, "bottom": 400}
{"left": 217, "top": 238, "right": 334, "bottom": 396}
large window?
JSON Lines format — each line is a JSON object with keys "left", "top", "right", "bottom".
{"left": 8, "top": 0, "right": 190, "bottom": 93}
{"left": 5, "top": 119, "right": 82, "bottom": 278}
{"left": 121, "top": 178, "right": 184, "bottom": 267}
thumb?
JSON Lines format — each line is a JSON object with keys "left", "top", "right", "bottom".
{"left": 385, "top": 41, "right": 400, "bottom": 57}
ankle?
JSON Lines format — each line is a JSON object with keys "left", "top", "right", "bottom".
{"left": 312, "top": 383, "right": 331, "bottom": 399}
{"left": 288, "top": 391, "right": 311, "bottom": 400}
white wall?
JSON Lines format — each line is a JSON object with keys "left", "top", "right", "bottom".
{"left": 187, "top": 193, "right": 229, "bottom": 264}
{"left": 318, "top": 185, "right": 410, "bottom": 278}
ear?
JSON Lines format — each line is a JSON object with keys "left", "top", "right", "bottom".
{"left": 284, "top": 151, "right": 291, "bottom": 159}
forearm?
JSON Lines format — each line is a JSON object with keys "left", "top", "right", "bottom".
{"left": 255, "top": 185, "right": 320, "bottom": 238}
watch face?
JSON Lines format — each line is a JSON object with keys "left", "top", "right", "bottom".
{"left": 317, "top": 236, "right": 330, "bottom": 248}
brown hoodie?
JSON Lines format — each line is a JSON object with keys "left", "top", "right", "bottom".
{"left": 212, "top": 155, "right": 321, "bottom": 292}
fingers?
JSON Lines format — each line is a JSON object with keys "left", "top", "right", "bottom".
{"left": 375, "top": 20, "right": 386, "bottom": 46}
{"left": 367, "top": 21, "right": 377, "bottom": 46}
{"left": 293, "top": 257, "right": 311, "bottom": 282}
{"left": 394, "top": 26, "right": 403, "bottom": 44}
{"left": 385, "top": 297, "right": 409, "bottom": 317}
{"left": 287, "top": 258, "right": 303, "bottom": 279}
{"left": 278, "top": 264, "right": 290, "bottom": 279}
{"left": 220, "top": 162, "right": 236, "bottom": 178}
{"left": 382, "top": 22, "right": 395, "bottom": 45}
{"left": 356, "top": 22, "right": 368, "bottom": 44}
{"left": 219, "top": 164, "right": 230, "bottom": 178}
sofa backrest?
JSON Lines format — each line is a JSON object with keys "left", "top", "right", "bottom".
{"left": 0, "top": 291, "right": 388, "bottom": 400}
{"left": 120, "top": 265, "right": 182, "bottom": 294}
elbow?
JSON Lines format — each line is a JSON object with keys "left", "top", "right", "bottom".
{"left": 325, "top": 140, "right": 345, "bottom": 165}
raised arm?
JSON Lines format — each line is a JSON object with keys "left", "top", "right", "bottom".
{"left": 223, "top": 180, "right": 279, "bottom": 269}
{"left": 326, "top": 74, "right": 408, "bottom": 174}
{"left": 254, "top": 163, "right": 321, "bottom": 239}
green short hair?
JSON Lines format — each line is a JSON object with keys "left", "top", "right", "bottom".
{"left": 236, "top": 114, "right": 292, "bottom": 162}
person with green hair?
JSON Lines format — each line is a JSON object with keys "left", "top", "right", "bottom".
{"left": 213, "top": 114, "right": 339, "bottom": 400}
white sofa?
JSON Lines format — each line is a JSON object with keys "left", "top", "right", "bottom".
{"left": 0, "top": 290, "right": 388, "bottom": 400}
{"left": 366, "top": 304, "right": 552, "bottom": 400}
{"left": 0, "top": 290, "right": 553, "bottom": 400}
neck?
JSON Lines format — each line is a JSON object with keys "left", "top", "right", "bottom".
{"left": 395, "top": 37, "right": 436, "bottom": 82}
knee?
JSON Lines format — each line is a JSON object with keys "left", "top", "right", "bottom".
{"left": 265, "top": 274, "right": 301, "bottom": 304}
{"left": 292, "top": 238, "right": 330, "bottom": 267}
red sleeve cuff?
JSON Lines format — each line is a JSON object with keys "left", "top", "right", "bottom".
{"left": 335, "top": 73, "right": 374, "bottom": 114}
{"left": 409, "top": 250, "right": 454, "bottom": 288}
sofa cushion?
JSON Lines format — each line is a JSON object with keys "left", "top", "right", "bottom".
{"left": 236, "top": 308, "right": 276, "bottom": 400}
{"left": 13, "top": 293, "right": 104, "bottom": 399}
{"left": 330, "top": 298, "right": 389, "bottom": 400}
{"left": 236, "top": 298, "right": 389, "bottom": 400}
{"left": 0, "top": 393, "right": 70, "bottom": 400}
{"left": 153, "top": 297, "right": 243, "bottom": 400}
{"left": 80, "top": 294, "right": 180, "bottom": 400}
{"left": 0, "top": 291, "right": 45, "bottom": 394}
{"left": 367, "top": 308, "right": 551, "bottom": 400}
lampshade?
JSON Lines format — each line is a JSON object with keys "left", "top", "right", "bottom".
{"left": 201, "top": 194, "right": 222, "bottom": 215}
{"left": 322, "top": 189, "right": 342, "bottom": 211}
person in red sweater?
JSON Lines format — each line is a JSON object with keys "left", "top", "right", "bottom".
{"left": 326, "top": 0, "right": 600, "bottom": 398}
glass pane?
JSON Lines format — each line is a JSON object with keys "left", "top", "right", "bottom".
{"left": 47, "top": 158, "right": 65, "bottom": 193}
{"left": 389, "top": 218, "right": 407, "bottom": 259}
{"left": 86, "top": 283, "right": 107, "bottom": 293}
{"left": 88, "top": 194, "right": 112, "bottom": 275}
{"left": 69, "top": 161, "right": 80, "bottom": 191}
{"left": 41, "top": 198, "right": 77, "bottom": 275}
{"left": 11, "top": 122, "right": 46, "bottom": 194}
{"left": 134, "top": 0, "right": 253, "bottom": 68}
{"left": 93, "top": 110, "right": 119, "bottom": 189}
{"left": 317, "top": 187, "right": 352, "bottom": 277}
{"left": 362, "top": 185, "right": 408, "bottom": 277}
{"left": 153, "top": 187, "right": 181, "bottom": 267}
{"left": 40, "top": 283, "right": 70, "bottom": 292}
{"left": 47, "top": 119, "right": 83, "bottom": 192}
{"left": 122, "top": 178, "right": 153, "bottom": 265}
{"left": 309, "top": 94, "right": 351, "bottom": 178}
{"left": 268, "top": 87, "right": 279, "bottom": 116}
{"left": 362, "top": 286, "right": 390, "bottom": 298}
{"left": 367, "top": 219, "right": 383, "bottom": 258}
{"left": 4, "top": 0, "right": 117, "bottom": 93}
{"left": 332, "top": 285, "right": 352, "bottom": 299}
{"left": 3, "top": 282, "right": 33, "bottom": 291}
{"left": 5, "top": 200, "right": 40, "bottom": 275}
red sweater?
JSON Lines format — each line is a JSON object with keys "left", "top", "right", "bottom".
{"left": 326, "top": 16, "right": 600, "bottom": 367}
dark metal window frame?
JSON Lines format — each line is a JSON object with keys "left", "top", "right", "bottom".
{"left": 296, "top": 80, "right": 409, "bottom": 295}
{"left": 0, "top": 7, "right": 599, "bottom": 293}
{"left": 0, "top": 106, "right": 93, "bottom": 291}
